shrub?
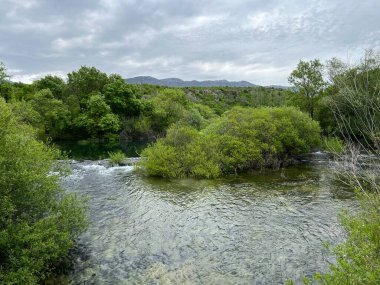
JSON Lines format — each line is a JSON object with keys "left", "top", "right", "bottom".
{"left": 0, "top": 99, "right": 87, "bottom": 284}
{"left": 140, "top": 125, "right": 221, "bottom": 178}
{"left": 108, "top": 150, "right": 127, "bottom": 166}
{"left": 140, "top": 106, "right": 321, "bottom": 178}
{"left": 305, "top": 192, "right": 380, "bottom": 284}
{"left": 323, "top": 136, "right": 345, "bottom": 154}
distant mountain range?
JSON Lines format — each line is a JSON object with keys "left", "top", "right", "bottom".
{"left": 125, "top": 76, "right": 291, "bottom": 89}
{"left": 125, "top": 76, "right": 257, "bottom": 87}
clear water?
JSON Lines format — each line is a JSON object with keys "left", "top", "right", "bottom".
{"left": 58, "top": 155, "right": 356, "bottom": 284}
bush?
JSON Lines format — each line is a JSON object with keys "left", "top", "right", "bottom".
{"left": 304, "top": 192, "right": 380, "bottom": 284}
{"left": 323, "top": 137, "right": 345, "bottom": 154}
{"left": 140, "top": 125, "right": 221, "bottom": 178}
{"left": 0, "top": 99, "right": 87, "bottom": 284}
{"left": 108, "top": 150, "right": 126, "bottom": 166}
{"left": 140, "top": 106, "right": 321, "bottom": 178}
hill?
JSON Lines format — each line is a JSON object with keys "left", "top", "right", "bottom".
{"left": 125, "top": 76, "right": 257, "bottom": 87}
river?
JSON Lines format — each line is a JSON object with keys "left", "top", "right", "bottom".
{"left": 56, "top": 153, "right": 356, "bottom": 284}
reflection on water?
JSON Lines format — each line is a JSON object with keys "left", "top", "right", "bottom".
{"left": 59, "top": 155, "right": 356, "bottom": 284}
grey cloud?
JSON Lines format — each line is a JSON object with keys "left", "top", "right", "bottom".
{"left": 1, "top": 0, "right": 379, "bottom": 85}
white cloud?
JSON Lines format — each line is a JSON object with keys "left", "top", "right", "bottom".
{"left": 1, "top": 0, "right": 379, "bottom": 85}
{"left": 52, "top": 35, "right": 95, "bottom": 51}
{"left": 10, "top": 71, "right": 66, "bottom": 84}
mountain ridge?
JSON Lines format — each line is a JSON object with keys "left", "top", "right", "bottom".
{"left": 125, "top": 76, "right": 257, "bottom": 87}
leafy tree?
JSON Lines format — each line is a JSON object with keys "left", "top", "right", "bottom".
{"left": 103, "top": 76, "right": 142, "bottom": 116}
{"left": 67, "top": 66, "right": 109, "bottom": 107}
{"left": 0, "top": 98, "right": 87, "bottom": 284}
{"left": 74, "top": 93, "right": 120, "bottom": 137}
{"left": 29, "top": 89, "right": 70, "bottom": 138}
{"left": 34, "top": 75, "right": 66, "bottom": 100}
{"left": 288, "top": 59, "right": 326, "bottom": 118}
{"left": 285, "top": 89, "right": 308, "bottom": 112}
{"left": 299, "top": 51, "right": 380, "bottom": 285}
{"left": 147, "top": 89, "right": 191, "bottom": 133}
{"left": 0, "top": 61, "right": 9, "bottom": 84}
{"left": 0, "top": 61, "right": 13, "bottom": 102}
{"left": 9, "top": 100, "right": 44, "bottom": 133}
{"left": 0, "top": 81, "right": 14, "bottom": 102}
{"left": 10, "top": 82, "right": 36, "bottom": 101}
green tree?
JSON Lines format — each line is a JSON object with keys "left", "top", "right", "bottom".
{"left": 0, "top": 98, "right": 87, "bottom": 284}
{"left": 0, "top": 61, "right": 13, "bottom": 102}
{"left": 0, "top": 61, "right": 9, "bottom": 83}
{"left": 9, "top": 100, "right": 44, "bottom": 135}
{"left": 299, "top": 50, "right": 380, "bottom": 285}
{"left": 34, "top": 75, "right": 66, "bottom": 100}
{"left": 74, "top": 93, "right": 120, "bottom": 137}
{"left": 29, "top": 89, "right": 71, "bottom": 138}
{"left": 288, "top": 59, "right": 326, "bottom": 118}
{"left": 103, "top": 75, "right": 142, "bottom": 116}
{"left": 67, "top": 66, "right": 109, "bottom": 107}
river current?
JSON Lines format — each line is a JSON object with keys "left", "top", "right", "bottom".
{"left": 58, "top": 154, "right": 356, "bottom": 284}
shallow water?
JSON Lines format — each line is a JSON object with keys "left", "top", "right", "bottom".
{"left": 60, "top": 155, "right": 356, "bottom": 284}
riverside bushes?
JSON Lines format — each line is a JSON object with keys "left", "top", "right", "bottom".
{"left": 140, "top": 106, "right": 321, "bottom": 178}
{"left": 108, "top": 150, "right": 126, "bottom": 166}
{"left": 0, "top": 99, "right": 87, "bottom": 284}
{"left": 313, "top": 192, "right": 380, "bottom": 284}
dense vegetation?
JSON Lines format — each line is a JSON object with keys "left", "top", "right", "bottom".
{"left": 311, "top": 193, "right": 380, "bottom": 284}
{"left": 311, "top": 52, "right": 380, "bottom": 285}
{"left": 140, "top": 107, "right": 320, "bottom": 178}
{"left": 0, "top": 66, "right": 290, "bottom": 142}
{"left": 0, "top": 99, "right": 87, "bottom": 284}
{"left": 286, "top": 51, "right": 380, "bottom": 284}
{"left": 1, "top": 49, "right": 379, "bottom": 284}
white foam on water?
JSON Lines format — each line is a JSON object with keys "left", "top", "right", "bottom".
{"left": 81, "top": 164, "right": 108, "bottom": 171}
{"left": 99, "top": 165, "right": 134, "bottom": 175}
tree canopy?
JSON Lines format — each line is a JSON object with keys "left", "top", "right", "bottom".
{"left": 288, "top": 59, "right": 326, "bottom": 118}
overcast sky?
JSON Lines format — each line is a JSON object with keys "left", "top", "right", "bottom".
{"left": 1, "top": 0, "right": 379, "bottom": 85}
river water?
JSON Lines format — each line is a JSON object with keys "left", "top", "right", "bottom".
{"left": 58, "top": 154, "right": 356, "bottom": 284}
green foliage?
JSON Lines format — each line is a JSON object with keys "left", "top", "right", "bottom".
{"left": 288, "top": 59, "right": 326, "bottom": 118}
{"left": 140, "top": 125, "right": 221, "bottom": 178}
{"left": 0, "top": 99, "right": 87, "bottom": 284}
{"left": 0, "top": 81, "right": 14, "bottom": 102}
{"left": 123, "top": 88, "right": 218, "bottom": 140}
{"left": 8, "top": 100, "right": 43, "bottom": 128}
{"left": 103, "top": 75, "right": 143, "bottom": 116}
{"left": 67, "top": 66, "right": 109, "bottom": 107}
{"left": 305, "top": 192, "right": 380, "bottom": 285}
{"left": 0, "top": 61, "right": 292, "bottom": 141}
{"left": 285, "top": 89, "right": 308, "bottom": 112}
{"left": 0, "top": 61, "right": 9, "bottom": 83}
{"left": 0, "top": 62, "right": 12, "bottom": 102}
{"left": 323, "top": 137, "right": 345, "bottom": 154}
{"left": 29, "top": 89, "right": 71, "bottom": 137}
{"left": 140, "top": 107, "right": 321, "bottom": 178}
{"left": 108, "top": 150, "right": 126, "bottom": 166}
{"left": 34, "top": 75, "right": 66, "bottom": 100}
{"left": 325, "top": 54, "right": 380, "bottom": 146}
{"left": 206, "top": 106, "right": 321, "bottom": 170}
{"left": 74, "top": 93, "right": 120, "bottom": 137}
{"left": 183, "top": 86, "right": 287, "bottom": 114}
{"left": 297, "top": 50, "right": 380, "bottom": 285}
